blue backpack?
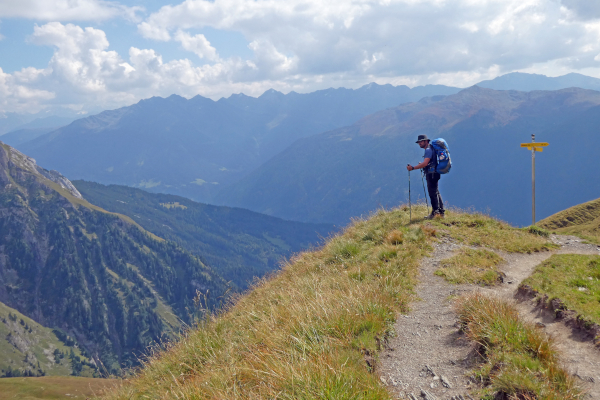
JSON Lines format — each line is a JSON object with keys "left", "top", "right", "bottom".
{"left": 431, "top": 138, "right": 451, "bottom": 174}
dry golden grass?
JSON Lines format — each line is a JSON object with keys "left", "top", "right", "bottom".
{"left": 455, "top": 293, "right": 582, "bottom": 400}
{"left": 100, "top": 206, "right": 556, "bottom": 400}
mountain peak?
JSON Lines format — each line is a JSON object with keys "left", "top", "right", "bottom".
{"left": 259, "top": 88, "right": 285, "bottom": 98}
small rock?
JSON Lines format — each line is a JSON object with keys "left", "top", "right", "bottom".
{"left": 536, "top": 322, "right": 546, "bottom": 328}
{"left": 380, "top": 376, "right": 387, "bottom": 385}
{"left": 441, "top": 375, "right": 452, "bottom": 388}
{"left": 421, "top": 389, "right": 439, "bottom": 400}
{"left": 574, "top": 373, "right": 595, "bottom": 383}
{"left": 425, "top": 365, "right": 436, "bottom": 377}
{"left": 433, "top": 376, "right": 439, "bottom": 380}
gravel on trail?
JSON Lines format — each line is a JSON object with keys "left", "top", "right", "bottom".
{"left": 378, "top": 234, "right": 600, "bottom": 400}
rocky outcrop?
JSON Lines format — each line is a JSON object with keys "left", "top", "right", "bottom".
{"left": 0, "top": 143, "right": 82, "bottom": 199}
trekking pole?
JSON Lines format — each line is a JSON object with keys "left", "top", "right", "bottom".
{"left": 407, "top": 166, "right": 412, "bottom": 223}
{"left": 420, "top": 170, "right": 430, "bottom": 216}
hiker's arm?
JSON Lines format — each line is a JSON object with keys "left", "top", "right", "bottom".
{"left": 407, "top": 158, "right": 430, "bottom": 171}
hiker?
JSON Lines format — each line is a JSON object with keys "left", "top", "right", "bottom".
{"left": 406, "top": 134, "right": 445, "bottom": 219}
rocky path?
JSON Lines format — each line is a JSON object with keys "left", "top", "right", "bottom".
{"left": 378, "top": 235, "right": 600, "bottom": 400}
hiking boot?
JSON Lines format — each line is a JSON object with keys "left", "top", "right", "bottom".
{"left": 434, "top": 213, "right": 445, "bottom": 219}
{"left": 424, "top": 213, "right": 436, "bottom": 220}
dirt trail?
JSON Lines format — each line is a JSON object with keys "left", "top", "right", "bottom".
{"left": 379, "top": 235, "right": 600, "bottom": 400}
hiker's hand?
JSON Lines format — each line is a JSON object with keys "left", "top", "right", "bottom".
{"left": 406, "top": 165, "right": 412, "bottom": 171}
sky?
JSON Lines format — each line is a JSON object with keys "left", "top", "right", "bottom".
{"left": 1, "top": 0, "right": 600, "bottom": 115}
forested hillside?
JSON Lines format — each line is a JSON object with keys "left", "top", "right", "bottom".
{"left": 73, "top": 181, "right": 334, "bottom": 290}
{"left": 0, "top": 143, "right": 228, "bottom": 375}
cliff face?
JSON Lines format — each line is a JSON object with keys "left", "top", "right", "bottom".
{"left": 0, "top": 142, "right": 228, "bottom": 375}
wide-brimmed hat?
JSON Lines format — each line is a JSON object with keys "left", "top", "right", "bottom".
{"left": 415, "top": 134, "right": 430, "bottom": 143}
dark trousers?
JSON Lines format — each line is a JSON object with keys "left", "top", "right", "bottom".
{"left": 426, "top": 173, "right": 444, "bottom": 215}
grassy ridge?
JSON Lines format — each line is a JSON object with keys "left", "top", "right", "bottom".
{"left": 101, "top": 206, "right": 554, "bottom": 399}
{"left": 538, "top": 197, "right": 600, "bottom": 244}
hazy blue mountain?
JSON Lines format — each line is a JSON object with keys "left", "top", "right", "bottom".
{"left": 217, "top": 86, "right": 600, "bottom": 227}
{"left": 1, "top": 127, "right": 59, "bottom": 147}
{"left": 0, "top": 113, "right": 34, "bottom": 135}
{"left": 476, "top": 72, "right": 600, "bottom": 92}
{"left": 0, "top": 142, "right": 228, "bottom": 375}
{"left": 0, "top": 114, "right": 74, "bottom": 136}
{"left": 73, "top": 181, "right": 334, "bottom": 290}
{"left": 16, "top": 83, "right": 460, "bottom": 203}
{"left": 7, "top": 115, "right": 75, "bottom": 131}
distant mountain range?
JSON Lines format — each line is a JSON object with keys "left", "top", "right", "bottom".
{"left": 218, "top": 86, "right": 600, "bottom": 226}
{"left": 16, "top": 83, "right": 460, "bottom": 203}
{"left": 7, "top": 72, "right": 600, "bottom": 227}
{"left": 477, "top": 72, "right": 600, "bottom": 92}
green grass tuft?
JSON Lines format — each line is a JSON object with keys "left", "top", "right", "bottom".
{"left": 455, "top": 293, "right": 582, "bottom": 400}
{"left": 521, "top": 254, "right": 600, "bottom": 326}
{"left": 528, "top": 225, "right": 551, "bottom": 237}
{"left": 435, "top": 248, "right": 504, "bottom": 285}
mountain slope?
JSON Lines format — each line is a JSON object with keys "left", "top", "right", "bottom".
{"left": 0, "top": 142, "right": 228, "bottom": 375}
{"left": 16, "top": 83, "right": 459, "bottom": 203}
{"left": 218, "top": 86, "right": 600, "bottom": 225}
{"left": 72, "top": 181, "right": 334, "bottom": 290}
{"left": 0, "top": 301, "right": 94, "bottom": 377}
{"left": 538, "top": 197, "right": 600, "bottom": 244}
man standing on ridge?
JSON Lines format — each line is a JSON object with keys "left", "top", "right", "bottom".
{"left": 406, "top": 134, "right": 445, "bottom": 219}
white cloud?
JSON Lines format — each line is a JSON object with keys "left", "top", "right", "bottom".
{"left": 0, "top": 0, "right": 142, "bottom": 21}
{"left": 4, "top": 1, "right": 600, "bottom": 114}
{"left": 174, "top": 30, "right": 219, "bottom": 61}
{"left": 137, "top": 0, "right": 600, "bottom": 79}
{"left": 0, "top": 22, "right": 303, "bottom": 112}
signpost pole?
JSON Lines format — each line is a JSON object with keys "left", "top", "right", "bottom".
{"left": 531, "top": 134, "right": 535, "bottom": 225}
{"left": 520, "top": 139, "right": 547, "bottom": 226}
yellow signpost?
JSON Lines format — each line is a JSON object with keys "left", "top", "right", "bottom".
{"left": 521, "top": 135, "right": 549, "bottom": 225}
